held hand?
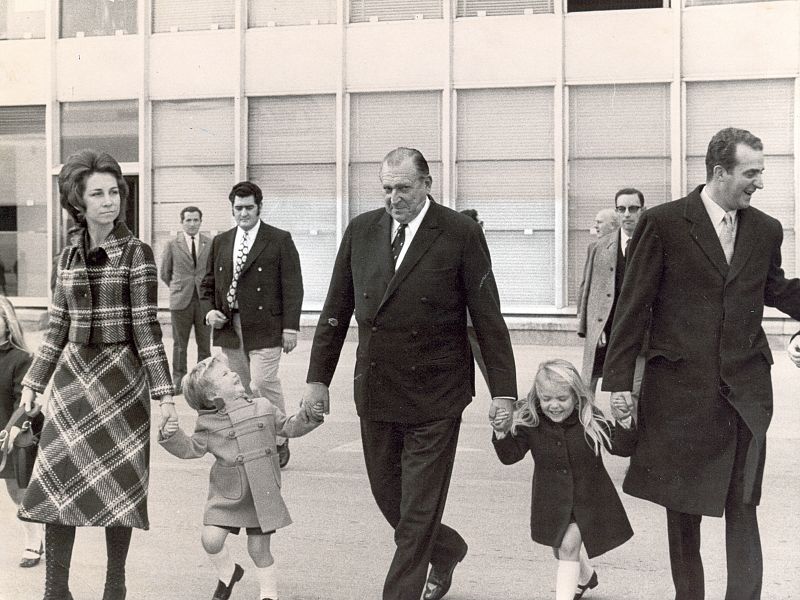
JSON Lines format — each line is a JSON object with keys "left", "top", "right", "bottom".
{"left": 21, "top": 387, "right": 41, "bottom": 417}
{"left": 206, "top": 310, "right": 228, "bottom": 329}
{"left": 490, "top": 408, "right": 511, "bottom": 432}
{"left": 788, "top": 336, "right": 800, "bottom": 368}
{"left": 301, "top": 383, "right": 330, "bottom": 419}
{"left": 309, "top": 400, "right": 326, "bottom": 422}
{"left": 161, "top": 419, "right": 179, "bottom": 437}
{"left": 159, "top": 399, "right": 178, "bottom": 431}
{"left": 488, "top": 397, "right": 515, "bottom": 433}
{"left": 282, "top": 331, "right": 298, "bottom": 354}
{"left": 610, "top": 391, "right": 633, "bottom": 421}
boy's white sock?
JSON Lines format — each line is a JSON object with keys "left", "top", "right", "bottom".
{"left": 255, "top": 562, "right": 278, "bottom": 599}
{"left": 208, "top": 545, "right": 236, "bottom": 585}
{"left": 556, "top": 559, "right": 581, "bottom": 600}
{"left": 578, "top": 546, "right": 593, "bottom": 584}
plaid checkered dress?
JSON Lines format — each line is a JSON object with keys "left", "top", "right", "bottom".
{"left": 19, "top": 223, "right": 173, "bottom": 529}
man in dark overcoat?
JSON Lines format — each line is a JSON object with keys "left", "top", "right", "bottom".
{"left": 301, "top": 148, "right": 517, "bottom": 600}
{"left": 603, "top": 127, "right": 800, "bottom": 600}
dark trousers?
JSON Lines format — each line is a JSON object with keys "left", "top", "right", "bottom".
{"left": 666, "top": 414, "right": 762, "bottom": 600}
{"left": 360, "top": 417, "right": 467, "bottom": 600}
{"left": 170, "top": 292, "right": 210, "bottom": 384}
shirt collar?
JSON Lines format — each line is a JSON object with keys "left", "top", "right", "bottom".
{"left": 392, "top": 196, "right": 431, "bottom": 237}
{"left": 619, "top": 228, "right": 632, "bottom": 248}
{"left": 701, "top": 186, "right": 736, "bottom": 226}
{"left": 237, "top": 218, "right": 261, "bottom": 240}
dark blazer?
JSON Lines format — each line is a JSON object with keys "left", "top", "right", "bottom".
{"left": 603, "top": 185, "right": 800, "bottom": 515}
{"left": 200, "top": 222, "right": 303, "bottom": 352}
{"left": 492, "top": 409, "right": 636, "bottom": 558}
{"left": 160, "top": 232, "right": 212, "bottom": 310}
{"left": 307, "top": 200, "right": 517, "bottom": 424}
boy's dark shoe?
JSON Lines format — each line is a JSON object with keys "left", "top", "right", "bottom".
{"left": 278, "top": 441, "right": 290, "bottom": 468}
{"left": 212, "top": 563, "right": 244, "bottom": 600}
{"left": 574, "top": 570, "right": 598, "bottom": 599}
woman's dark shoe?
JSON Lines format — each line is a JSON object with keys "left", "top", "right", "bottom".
{"left": 574, "top": 570, "right": 598, "bottom": 600}
{"left": 20, "top": 544, "right": 44, "bottom": 568}
{"left": 102, "top": 583, "right": 127, "bottom": 600}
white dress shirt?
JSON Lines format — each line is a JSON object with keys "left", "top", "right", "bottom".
{"left": 701, "top": 187, "right": 738, "bottom": 241}
{"left": 391, "top": 196, "right": 431, "bottom": 269}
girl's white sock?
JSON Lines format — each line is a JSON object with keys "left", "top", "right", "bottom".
{"left": 255, "top": 562, "right": 278, "bottom": 599}
{"left": 578, "top": 546, "right": 593, "bottom": 584}
{"left": 208, "top": 545, "right": 236, "bottom": 585}
{"left": 556, "top": 559, "right": 581, "bottom": 600}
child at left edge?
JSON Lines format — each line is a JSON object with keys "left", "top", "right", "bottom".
{"left": 159, "top": 355, "right": 325, "bottom": 600}
{"left": 491, "top": 358, "right": 637, "bottom": 600}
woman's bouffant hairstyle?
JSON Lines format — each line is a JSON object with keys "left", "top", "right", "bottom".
{"left": 181, "top": 355, "right": 226, "bottom": 411}
{"left": 512, "top": 358, "right": 612, "bottom": 456}
{"left": 58, "top": 149, "right": 128, "bottom": 226}
{"left": 0, "top": 296, "right": 29, "bottom": 354}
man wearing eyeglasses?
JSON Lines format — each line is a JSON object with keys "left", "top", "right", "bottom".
{"left": 577, "top": 188, "right": 645, "bottom": 397}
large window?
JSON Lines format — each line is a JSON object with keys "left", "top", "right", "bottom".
{"left": 349, "top": 91, "right": 442, "bottom": 219}
{"left": 248, "top": 0, "right": 336, "bottom": 27}
{"left": 686, "top": 79, "right": 795, "bottom": 276}
{"left": 61, "top": 0, "right": 137, "bottom": 38}
{"left": 567, "top": 83, "right": 671, "bottom": 304}
{"left": 456, "top": 0, "right": 553, "bottom": 17}
{"left": 1, "top": 0, "right": 45, "bottom": 39}
{"left": 248, "top": 95, "right": 337, "bottom": 307}
{"left": 0, "top": 106, "right": 47, "bottom": 298}
{"left": 456, "top": 88, "right": 555, "bottom": 309}
{"left": 152, "top": 0, "right": 234, "bottom": 33}
{"left": 152, "top": 99, "right": 235, "bottom": 301}
{"left": 60, "top": 100, "right": 138, "bottom": 164}
{"left": 350, "top": 0, "right": 442, "bottom": 23}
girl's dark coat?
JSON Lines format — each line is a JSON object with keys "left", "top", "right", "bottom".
{"left": 492, "top": 409, "right": 637, "bottom": 558}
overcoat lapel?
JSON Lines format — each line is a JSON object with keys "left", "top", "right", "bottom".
{"left": 726, "top": 207, "right": 757, "bottom": 283}
{"left": 684, "top": 191, "right": 729, "bottom": 278}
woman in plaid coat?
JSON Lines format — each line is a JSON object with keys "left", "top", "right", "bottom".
{"left": 19, "top": 149, "right": 178, "bottom": 600}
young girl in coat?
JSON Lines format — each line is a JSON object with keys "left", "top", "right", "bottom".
{"left": 0, "top": 296, "right": 43, "bottom": 568}
{"left": 490, "top": 358, "right": 637, "bottom": 600}
{"left": 160, "top": 355, "right": 325, "bottom": 600}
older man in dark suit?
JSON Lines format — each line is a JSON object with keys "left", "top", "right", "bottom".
{"left": 302, "top": 148, "right": 517, "bottom": 600}
{"left": 160, "top": 206, "right": 212, "bottom": 389}
{"left": 201, "top": 181, "right": 303, "bottom": 468}
{"left": 603, "top": 128, "right": 800, "bottom": 600}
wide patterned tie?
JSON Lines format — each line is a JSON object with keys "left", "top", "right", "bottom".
{"left": 190, "top": 235, "right": 197, "bottom": 268}
{"left": 720, "top": 213, "right": 735, "bottom": 264}
{"left": 391, "top": 223, "right": 408, "bottom": 270}
{"left": 226, "top": 230, "right": 250, "bottom": 308}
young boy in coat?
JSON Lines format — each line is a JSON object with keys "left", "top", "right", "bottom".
{"left": 160, "top": 355, "right": 325, "bottom": 600}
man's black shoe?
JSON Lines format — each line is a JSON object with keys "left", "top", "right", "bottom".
{"left": 422, "top": 545, "right": 468, "bottom": 600}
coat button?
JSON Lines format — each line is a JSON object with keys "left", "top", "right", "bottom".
{"left": 411, "top": 330, "right": 418, "bottom": 336}
{"left": 420, "top": 297, "right": 428, "bottom": 303}
{"left": 219, "top": 266, "right": 222, "bottom": 271}
{"left": 556, "top": 441, "right": 562, "bottom": 447}
{"left": 258, "top": 267, "right": 262, "bottom": 272}
{"left": 236, "top": 454, "right": 244, "bottom": 463}
{"left": 597, "top": 318, "right": 603, "bottom": 322}
{"left": 258, "top": 422, "right": 264, "bottom": 429}
{"left": 371, "top": 326, "right": 378, "bottom": 333}
{"left": 562, "top": 468, "right": 568, "bottom": 475}
{"left": 256, "top": 287, "right": 261, "bottom": 292}
{"left": 265, "top": 448, "right": 272, "bottom": 455}
{"left": 228, "top": 431, "right": 235, "bottom": 438}
{"left": 606, "top": 293, "right": 612, "bottom": 297}
{"left": 370, "top": 361, "right": 376, "bottom": 367}
{"left": 411, "top": 366, "right": 416, "bottom": 372}
{"left": 363, "top": 292, "right": 369, "bottom": 298}
{"left": 258, "top": 306, "right": 263, "bottom": 310}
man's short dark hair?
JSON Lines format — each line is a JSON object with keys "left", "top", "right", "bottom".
{"left": 460, "top": 209, "right": 479, "bottom": 222}
{"left": 614, "top": 188, "right": 645, "bottom": 207}
{"left": 180, "top": 206, "right": 203, "bottom": 221}
{"left": 705, "top": 127, "right": 763, "bottom": 181}
{"left": 381, "top": 147, "right": 430, "bottom": 179}
{"left": 229, "top": 181, "right": 263, "bottom": 207}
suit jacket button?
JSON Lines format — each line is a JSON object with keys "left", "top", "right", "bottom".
{"left": 258, "top": 306, "right": 263, "bottom": 310}
{"left": 258, "top": 267, "right": 262, "bottom": 272}
{"left": 411, "top": 366, "right": 416, "bottom": 372}
{"left": 371, "top": 326, "right": 378, "bottom": 332}
{"left": 607, "top": 293, "right": 612, "bottom": 297}
{"left": 219, "top": 266, "right": 222, "bottom": 271}
{"left": 257, "top": 287, "right": 261, "bottom": 292}
{"left": 597, "top": 318, "right": 603, "bottom": 322}
{"left": 420, "top": 297, "right": 429, "bottom": 303}
{"left": 370, "top": 361, "right": 376, "bottom": 367}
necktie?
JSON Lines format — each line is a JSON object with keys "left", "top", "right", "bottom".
{"left": 391, "top": 224, "right": 408, "bottom": 269}
{"left": 226, "top": 230, "right": 250, "bottom": 308}
{"left": 622, "top": 237, "right": 630, "bottom": 258}
{"left": 720, "top": 213, "right": 735, "bottom": 264}
{"left": 190, "top": 236, "right": 197, "bottom": 268}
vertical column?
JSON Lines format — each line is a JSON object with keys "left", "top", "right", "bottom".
{"left": 554, "top": 0, "right": 567, "bottom": 308}
{"left": 234, "top": 0, "right": 247, "bottom": 182}
{"left": 140, "top": 0, "right": 152, "bottom": 243}
{"left": 441, "top": 0, "right": 453, "bottom": 208}
{"left": 336, "top": 0, "right": 347, "bottom": 240}
{"left": 794, "top": 77, "right": 800, "bottom": 282}
{"left": 45, "top": 0, "right": 58, "bottom": 297}
{"left": 671, "top": 0, "right": 683, "bottom": 199}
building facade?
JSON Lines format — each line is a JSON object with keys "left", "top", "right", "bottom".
{"left": 0, "top": 0, "right": 798, "bottom": 338}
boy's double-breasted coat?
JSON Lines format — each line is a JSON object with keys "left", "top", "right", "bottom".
{"left": 160, "top": 395, "right": 320, "bottom": 532}
{"left": 492, "top": 409, "right": 637, "bottom": 559}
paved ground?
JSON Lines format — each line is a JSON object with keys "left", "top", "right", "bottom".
{"left": 1, "top": 332, "right": 798, "bottom": 599}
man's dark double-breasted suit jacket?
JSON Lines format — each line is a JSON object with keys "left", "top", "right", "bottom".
{"left": 200, "top": 222, "right": 303, "bottom": 352}
{"left": 603, "top": 185, "right": 800, "bottom": 516}
{"left": 307, "top": 200, "right": 517, "bottom": 423}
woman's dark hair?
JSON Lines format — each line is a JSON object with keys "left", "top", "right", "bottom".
{"left": 58, "top": 149, "right": 128, "bottom": 226}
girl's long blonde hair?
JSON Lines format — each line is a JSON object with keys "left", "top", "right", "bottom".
{"left": 512, "top": 358, "right": 611, "bottom": 456}
{"left": 0, "top": 296, "right": 30, "bottom": 353}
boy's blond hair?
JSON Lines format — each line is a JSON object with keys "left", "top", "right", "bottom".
{"left": 181, "top": 356, "right": 226, "bottom": 411}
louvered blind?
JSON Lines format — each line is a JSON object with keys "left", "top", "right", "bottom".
{"left": 350, "top": 0, "right": 442, "bottom": 22}
{"left": 153, "top": 0, "right": 235, "bottom": 32}
{"left": 0, "top": 105, "right": 45, "bottom": 135}
{"left": 61, "top": 0, "right": 137, "bottom": 37}
{"left": 457, "top": 0, "right": 553, "bottom": 17}
{"left": 686, "top": 79, "right": 795, "bottom": 275}
{"left": 248, "top": 0, "right": 337, "bottom": 27}
{"left": 456, "top": 88, "right": 555, "bottom": 308}
{"left": 349, "top": 91, "right": 442, "bottom": 219}
{"left": 567, "top": 83, "right": 671, "bottom": 303}
{"left": 60, "top": 100, "right": 138, "bottom": 163}
{"left": 248, "top": 95, "right": 337, "bottom": 305}
{"left": 153, "top": 100, "right": 235, "bottom": 167}
{"left": 1, "top": 1, "right": 45, "bottom": 39}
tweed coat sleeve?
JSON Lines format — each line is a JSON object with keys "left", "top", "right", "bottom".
{"left": 130, "top": 242, "right": 174, "bottom": 398}
{"left": 22, "top": 249, "right": 73, "bottom": 393}
{"left": 492, "top": 429, "right": 531, "bottom": 465}
{"left": 159, "top": 425, "right": 210, "bottom": 459}
{"left": 278, "top": 232, "right": 303, "bottom": 331}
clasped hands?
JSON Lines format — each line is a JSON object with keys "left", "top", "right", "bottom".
{"left": 299, "top": 383, "right": 330, "bottom": 423}
{"left": 488, "top": 397, "right": 515, "bottom": 438}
